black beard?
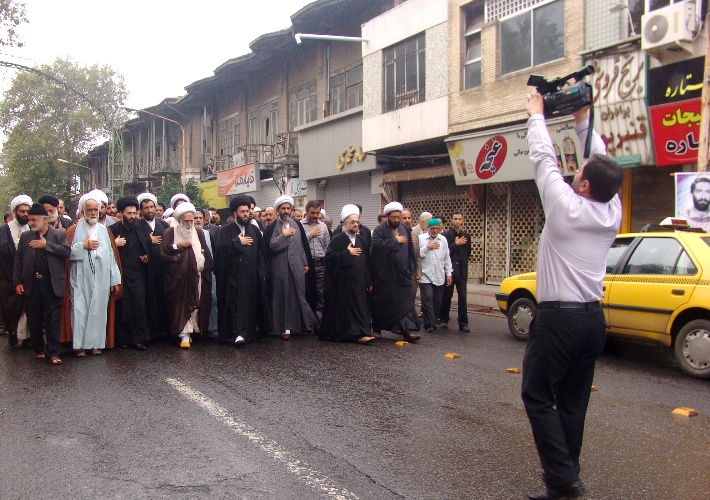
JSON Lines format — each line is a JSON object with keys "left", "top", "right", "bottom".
{"left": 387, "top": 221, "right": 399, "bottom": 229}
{"left": 122, "top": 218, "right": 135, "bottom": 229}
{"left": 237, "top": 215, "right": 250, "bottom": 226}
{"left": 143, "top": 213, "right": 155, "bottom": 221}
{"left": 16, "top": 215, "right": 29, "bottom": 225}
{"left": 693, "top": 199, "right": 709, "bottom": 211}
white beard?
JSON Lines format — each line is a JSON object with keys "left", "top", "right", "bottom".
{"left": 177, "top": 225, "right": 195, "bottom": 242}
{"left": 86, "top": 216, "right": 99, "bottom": 225}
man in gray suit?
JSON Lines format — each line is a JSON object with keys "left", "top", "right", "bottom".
{"left": 14, "top": 203, "right": 70, "bottom": 365}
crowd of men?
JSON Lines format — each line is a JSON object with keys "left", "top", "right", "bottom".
{"left": 0, "top": 188, "right": 473, "bottom": 364}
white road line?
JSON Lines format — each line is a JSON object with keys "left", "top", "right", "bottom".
{"left": 165, "top": 377, "right": 359, "bottom": 500}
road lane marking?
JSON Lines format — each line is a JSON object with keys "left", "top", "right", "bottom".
{"left": 165, "top": 377, "right": 358, "bottom": 499}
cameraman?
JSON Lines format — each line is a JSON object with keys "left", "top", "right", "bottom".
{"left": 522, "top": 92, "right": 623, "bottom": 500}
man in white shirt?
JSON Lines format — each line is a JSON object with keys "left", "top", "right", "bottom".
{"left": 417, "top": 218, "right": 452, "bottom": 334}
{"left": 522, "top": 94, "right": 623, "bottom": 500}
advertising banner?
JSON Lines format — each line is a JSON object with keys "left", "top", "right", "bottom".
{"left": 446, "top": 119, "right": 581, "bottom": 185}
{"left": 217, "top": 163, "right": 259, "bottom": 196}
{"left": 648, "top": 99, "right": 701, "bottom": 166}
{"left": 198, "top": 179, "right": 227, "bottom": 209}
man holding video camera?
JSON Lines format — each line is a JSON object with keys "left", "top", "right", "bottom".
{"left": 522, "top": 92, "right": 623, "bottom": 499}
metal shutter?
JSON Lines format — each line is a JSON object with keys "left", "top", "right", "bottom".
{"left": 324, "top": 172, "right": 380, "bottom": 228}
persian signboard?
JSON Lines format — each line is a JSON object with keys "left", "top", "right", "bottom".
{"left": 217, "top": 163, "right": 259, "bottom": 196}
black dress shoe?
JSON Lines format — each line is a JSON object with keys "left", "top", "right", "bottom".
{"left": 8, "top": 333, "right": 18, "bottom": 347}
{"left": 529, "top": 481, "right": 586, "bottom": 499}
{"left": 131, "top": 343, "right": 146, "bottom": 351}
{"left": 402, "top": 332, "right": 420, "bottom": 342}
{"left": 459, "top": 325, "right": 470, "bottom": 332}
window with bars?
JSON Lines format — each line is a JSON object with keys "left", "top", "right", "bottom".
{"left": 218, "top": 114, "right": 239, "bottom": 156}
{"left": 289, "top": 82, "right": 317, "bottom": 130}
{"left": 330, "top": 65, "right": 363, "bottom": 115}
{"left": 500, "top": 0, "right": 564, "bottom": 75}
{"left": 383, "top": 33, "right": 426, "bottom": 112}
{"left": 463, "top": 2, "right": 484, "bottom": 89}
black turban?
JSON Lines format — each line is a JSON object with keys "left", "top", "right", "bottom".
{"left": 229, "top": 195, "right": 251, "bottom": 213}
{"left": 37, "top": 194, "right": 59, "bottom": 207}
{"left": 28, "top": 203, "right": 48, "bottom": 216}
{"left": 116, "top": 196, "right": 139, "bottom": 212}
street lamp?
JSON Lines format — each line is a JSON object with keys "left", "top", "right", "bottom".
{"left": 57, "top": 158, "right": 95, "bottom": 190}
{"left": 125, "top": 107, "right": 186, "bottom": 183}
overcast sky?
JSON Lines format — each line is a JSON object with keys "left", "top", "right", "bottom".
{"left": 0, "top": 0, "right": 313, "bottom": 109}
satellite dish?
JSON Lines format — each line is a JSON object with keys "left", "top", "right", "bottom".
{"left": 643, "top": 14, "right": 668, "bottom": 44}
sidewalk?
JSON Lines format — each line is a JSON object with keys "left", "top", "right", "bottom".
{"left": 415, "top": 280, "right": 505, "bottom": 318}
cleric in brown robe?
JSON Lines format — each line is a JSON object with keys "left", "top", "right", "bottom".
{"left": 160, "top": 202, "right": 213, "bottom": 348}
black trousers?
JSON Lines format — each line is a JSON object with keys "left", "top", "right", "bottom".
{"left": 26, "top": 277, "right": 62, "bottom": 358}
{"left": 521, "top": 307, "right": 606, "bottom": 489}
{"left": 419, "top": 282, "right": 444, "bottom": 329}
{"left": 440, "top": 274, "right": 468, "bottom": 325}
{"left": 314, "top": 262, "right": 325, "bottom": 324}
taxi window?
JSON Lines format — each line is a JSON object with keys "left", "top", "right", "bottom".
{"left": 674, "top": 251, "right": 698, "bottom": 275}
{"left": 606, "top": 237, "right": 633, "bottom": 273}
{"left": 702, "top": 237, "right": 710, "bottom": 248}
{"left": 622, "top": 237, "right": 683, "bottom": 275}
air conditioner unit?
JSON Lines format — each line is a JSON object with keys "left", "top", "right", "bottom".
{"left": 641, "top": 0, "right": 696, "bottom": 51}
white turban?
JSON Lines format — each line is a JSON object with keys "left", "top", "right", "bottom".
{"left": 254, "top": 206, "right": 262, "bottom": 213}
{"left": 78, "top": 192, "right": 103, "bottom": 212}
{"left": 88, "top": 189, "right": 108, "bottom": 206}
{"left": 173, "top": 202, "right": 196, "bottom": 221}
{"left": 164, "top": 208, "right": 174, "bottom": 218}
{"left": 383, "top": 201, "right": 404, "bottom": 215}
{"left": 340, "top": 204, "right": 359, "bottom": 223}
{"left": 137, "top": 192, "right": 158, "bottom": 207}
{"left": 320, "top": 208, "right": 326, "bottom": 215}
{"left": 10, "top": 194, "right": 32, "bottom": 212}
{"left": 170, "top": 193, "right": 190, "bottom": 209}
{"left": 274, "top": 195, "right": 294, "bottom": 209}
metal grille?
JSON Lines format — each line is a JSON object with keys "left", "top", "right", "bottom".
{"left": 486, "top": 0, "right": 548, "bottom": 22}
{"left": 509, "top": 181, "right": 544, "bottom": 275}
{"left": 398, "top": 176, "right": 484, "bottom": 282}
{"left": 485, "top": 182, "right": 509, "bottom": 284}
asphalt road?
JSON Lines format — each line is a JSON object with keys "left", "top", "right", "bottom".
{"left": 0, "top": 314, "right": 708, "bottom": 499}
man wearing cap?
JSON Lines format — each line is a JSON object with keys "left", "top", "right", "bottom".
{"left": 263, "top": 195, "right": 316, "bottom": 340}
{"left": 214, "top": 195, "right": 271, "bottom": 346}
{"left": 61, "top": 194, "right": 122, "bottom": 356}
{"left": 0, "top": 195, "right": 32, "bottom": 347}
{"left": 418, "top": 218, "right": 452, "bottom": 334}
{"left": 370, "top": 201, "right": 420, "bottom": 342}
{"left": 13, "top": 203, "right": 70, "bottom": 365}
{"left": 136, "top": 192, "right": 170, "bottom": 340}
{"left": 320, "top": 204, "right": 374, "bottom": 344}
{"left": 111, "top": 196, "right": 151, "bottom": 350}
{"left": 161, "top": 202, "right": 212, "bottom": 348}
{"left": 38, "top": 195, "right": 72, "bottom": 230}
{"left": 301, "top": 200, "right": 330, "bottom": 324}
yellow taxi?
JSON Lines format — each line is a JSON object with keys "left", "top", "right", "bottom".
{"left": 496, "top": 219, "right": 710, "bottom": 379}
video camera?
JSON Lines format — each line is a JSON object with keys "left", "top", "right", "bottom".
{"left": 527, "top": 65, "right": 595, "bottom": 118}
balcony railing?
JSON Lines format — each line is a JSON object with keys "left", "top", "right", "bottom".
{"left": 274, "top": 132, "right": 299, "bottom": 164}
{"left": 202, "top": 135, "right": 300, "bottom": 181}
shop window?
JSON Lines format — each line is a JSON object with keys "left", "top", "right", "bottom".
{"left": 383, "top": 33, "right": 426, "bottom": 112}
{"left": 500, "top": 0, "right": 564, "bottom": 75}
{"left": 463, "top": 1, "right": 483, "bottom": 89}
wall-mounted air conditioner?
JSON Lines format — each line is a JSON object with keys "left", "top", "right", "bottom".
{"left": 641, "top": 0, "right": 697, "bottom": 51}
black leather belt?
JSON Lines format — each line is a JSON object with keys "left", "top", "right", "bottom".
{"left": 537, "top": 301, "right": 601, "bottom": 310}
{"left": 33, "top": 272, "right": 47, "bottom": 279}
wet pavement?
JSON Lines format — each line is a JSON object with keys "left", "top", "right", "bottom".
{"left": 0, "top": 313, "right": 708, "bottom": 499}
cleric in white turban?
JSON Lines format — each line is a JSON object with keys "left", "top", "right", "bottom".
{"left": 340, "top": 204, "right": 359, "bottom": 223}
{"left": 170, "top": 193, "right": 190, "bottom": 209}
{"left": 10, "top": 194, "right": 32, "bottom": 213}
{"left": 2, "top": 194, "right": 32, "bottom": 346}
{"left": 137, "top": 192, "right": 158, "bottom": 208}
{"left": 273, "top": 195, "right": 294, "bottom": 209}
{"left": 383, "top": 201, "right": 404, "bottom": 215}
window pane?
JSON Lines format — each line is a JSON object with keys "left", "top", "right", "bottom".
{"left": 650, "top": 0, "right": 671, "bottom": 11}
{"left": 629, "top": 0, "right": 643, "bottom": 36}
{"left": 533, "top": 0, "right": 564, "bottom": 66}
{"left": 674, "top": 251, "right": 697, "bottom": 275}
{"left": 346, "top": 65, "right": 363, "bottom": 85}
{"left": 464, "top": 60, "right": 481, "bottom": 89}
{"left": 465, "top": 33, "right": 481, "bottom": 62}
{"left": 605, "top": 237, "right": 634, "bottom": 273}
{"left": 501, "top": 11, "right": 531, "bottom": 74}
{"left": 623, "top": 238, "right": 683, "bottom": 275}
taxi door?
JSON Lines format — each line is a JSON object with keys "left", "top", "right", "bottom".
{"left": 606, "top": 236, "right": 698, "bottom": 340}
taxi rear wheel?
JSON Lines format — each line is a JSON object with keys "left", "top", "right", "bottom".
{"left": 507, "top": 297, "right": 536, "bottom": 341}
{"left": 674, "top": 319, "right": 710, "bottom": 379}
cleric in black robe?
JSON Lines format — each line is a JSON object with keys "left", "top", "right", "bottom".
{"left": 319, "top": 205, "right": 374, "bottom": 344}
{"left": 111, "top": 196, "right": 151, "bottom": 349}
{"left": 214, "top": 195, "right": 272, "bottom": 346}
{"left": 331, "top": 203, "right": 371, "bottom": 249}
{"left": 369, "top": 201, "right": 420, "bottom": 342}
{"left": 136, "top": 193, "right": 170, "bottom": 339}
